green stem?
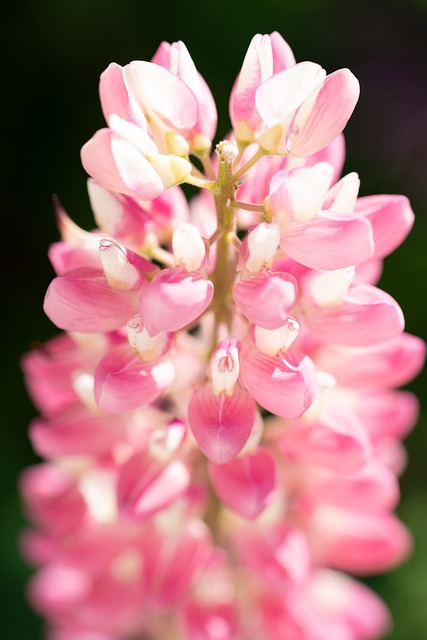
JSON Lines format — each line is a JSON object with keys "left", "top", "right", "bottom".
{"left": 233, "top": 147, "right": 265, "bottom": 182}
{"left": 209, "top": 142, "right": 238, "bottom": 338}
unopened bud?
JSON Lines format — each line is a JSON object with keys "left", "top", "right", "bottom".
{"left": 172, "top": 222, "right": 206, "bottom": 272}
{"left": 246, "top": 222, "right": 280, "bottom": 272}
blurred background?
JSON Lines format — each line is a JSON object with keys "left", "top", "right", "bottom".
{"left": 2, "top": 0, "right": 427, "bottom": 637}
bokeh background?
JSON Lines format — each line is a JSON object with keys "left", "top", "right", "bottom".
{"left": 2, "top": 0, "right": 427, "bottom": 637}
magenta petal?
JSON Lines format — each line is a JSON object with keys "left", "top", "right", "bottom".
{"left": 240, "top": 350, "right": 316, "bottom": 418}
{"left": 209, "top": 449, "right": 276, "bottom": 519}
{"left": 43, "top": 267, "right": 140, "bottom": 332}
{"left": 188, "top": 385, "right": 256, "bottom": 464}
{"left": 291, "top": 68, "right": 360, "bottom": 157}
{"left": 233, "top": 272, "right": 297, "bottom": 329}
{"left": 117, "top": 452, "right": 189, "bottom": 520}
{"left": 94, "top": 343, "right": 174, "bottom": 413}
{"left": 305, "top": 284, "right": 405, "bottom": 346}
{"left": 140, "top": 268, "right": 214, "bottom": 336}
{"left": 355, "top": 194, "right": 415, "bottom": 259}
{"left": 282, "top": 212, "right": 374, "bottom": 270}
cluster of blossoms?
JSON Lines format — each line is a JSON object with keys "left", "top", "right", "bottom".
{"left": 21, "top": 33, "right": 425, "bottom": 640}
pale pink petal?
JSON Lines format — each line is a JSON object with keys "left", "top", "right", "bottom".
{"left": 355, "top": 194, "right": 415, "bottom": 259}
{"left": 209, "top": 449, "right": 276, "bottom": 519}
{"left": 256, "top": 62, "right": 326, "bottom": 127}
{"left": 99, "top": 62, "right": 146, "bottom": 128}
{"left": 43, "top": 267, "right": 140, "bottom": 333}
{"left": 117, "top": 452, "right": 189, "bottom": 519}
{"left": 140, "top": 267, "right": 214, "bottom": 336}
{"left": 304, "top": 134, "right": 346, "bottom": 184}
{"left": 305, "top": 284, "right": 404, "bottom": 346}
{"left": 124, "top": 61, "right": 198, "bottom": 133}
{"left": 289, "top": 69, "right": 360, "bottom": 157}
{"left": 81, "top": 127, "right": 165, "bottom": 201}
{"left": 152, "top": 41, "right": 217, "bottom": 141}
{"left": 188, "top": 385, "right": 256, "bottom": 464}
{"left": 270, "top": 31, "right": 296, "bottom": 71}
{"left": 240, "top": 350, "right": 316, "bottom": 418}
{"left": 94, "top": 343, "right": 174, "bottom": 413}
{"left": 282, "top": 212, "right": 374, "bottom": 270}
{"left": 230, "top": 34, "right": 273, "bottom": 129}
{"left": 233, "top": 272, "right": 297, "bottom": 329}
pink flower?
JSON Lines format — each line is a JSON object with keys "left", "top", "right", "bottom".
{"left": 22, "top": 31, "right": 425, "bottom": 640}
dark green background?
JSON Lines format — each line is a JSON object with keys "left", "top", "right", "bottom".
{"left": 2, "top": 0, "right": 427, "bottom": 637}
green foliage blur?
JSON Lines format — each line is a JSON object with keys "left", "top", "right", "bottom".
{"left": 2, "top": 0, "right": 426, "bottom": 637}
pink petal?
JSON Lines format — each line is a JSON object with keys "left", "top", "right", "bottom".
{"left": 81, "top": 128, "right": 164, "bottom": 201}
{"left": 309, "top": 571, "right": 391, "bottom": 640}
{"left": 209, "top": 449, "right": 276, "bottom": 519}
{"left": 233, "top": 271, "right": 297, "bottom": 329}
{"left": 21, "top": 335, "right": 84, "bottom": 417}
{"left": 305, "top": 284, "right": 404, "bottom": 346}
{"left": 304, "top": 461, "right": 399, "bottom": 512}
{"left": 152, "top": 41, "right": 217, "bottom": 141}
{"left": 117, "top": 452, "right": 189, "bottom": 520}
{"left": 30, "top": 407, "right": 127, "bottom": 458}
{"left": 140, "top": 267, "right": 214, "bottom": 336}
{"left": 188, "top": 385, "right": 256, "bottom": 464}
{"left": 240, "top": 350, "right": 316, "bottom": 418}
{"left": 20, "top": 463, "right": 86, "bottom": 534}
{"left": 290, "top": 68, "right": 360, "bottom": 157}
{"left": 256, "top": 63, "right": 326, "bottom": 128}
{"left": 351, "top": 390, "right": 419, "bottom": 440}
{"left": 184, "top": 601, "right": 238, "bottom": 640}
{"left": 43, "top": 267, "right": 140, "bottom": 332}
{"left": 281, "top": 410, "right": 370, "bottom": 473}
{"left": 282, "top": 211, "right": 374, "bottom": 270}
{"left": 240, "top": 525, "right": 310, "bottom": 589}
{"left": 309, "top": 507, "right": 412, "bottom": 574}
{"left": 355, "top": 194, "right": 415, "bottom": 259}
{"left": 94, "top": 343, "right": 174, "bottom": 413}
{"left": 315, "top": 333, "right": 426, "bottom": 388}
{"left": 230, "top": 34, "right": 272, "bottom": 129}
{"left": 304, "top": 134, "right": 346, "bottom": 184}
{"left": 99, "top": 62, "right": 145, "bottom": 128}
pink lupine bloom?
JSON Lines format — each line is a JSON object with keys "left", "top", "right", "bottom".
{"left": 21, "top": 32, "right": 424, "bottom": 640}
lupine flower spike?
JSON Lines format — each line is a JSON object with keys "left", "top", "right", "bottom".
{"left": 21, "top": 32, "right": 424, "bottom": 640}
